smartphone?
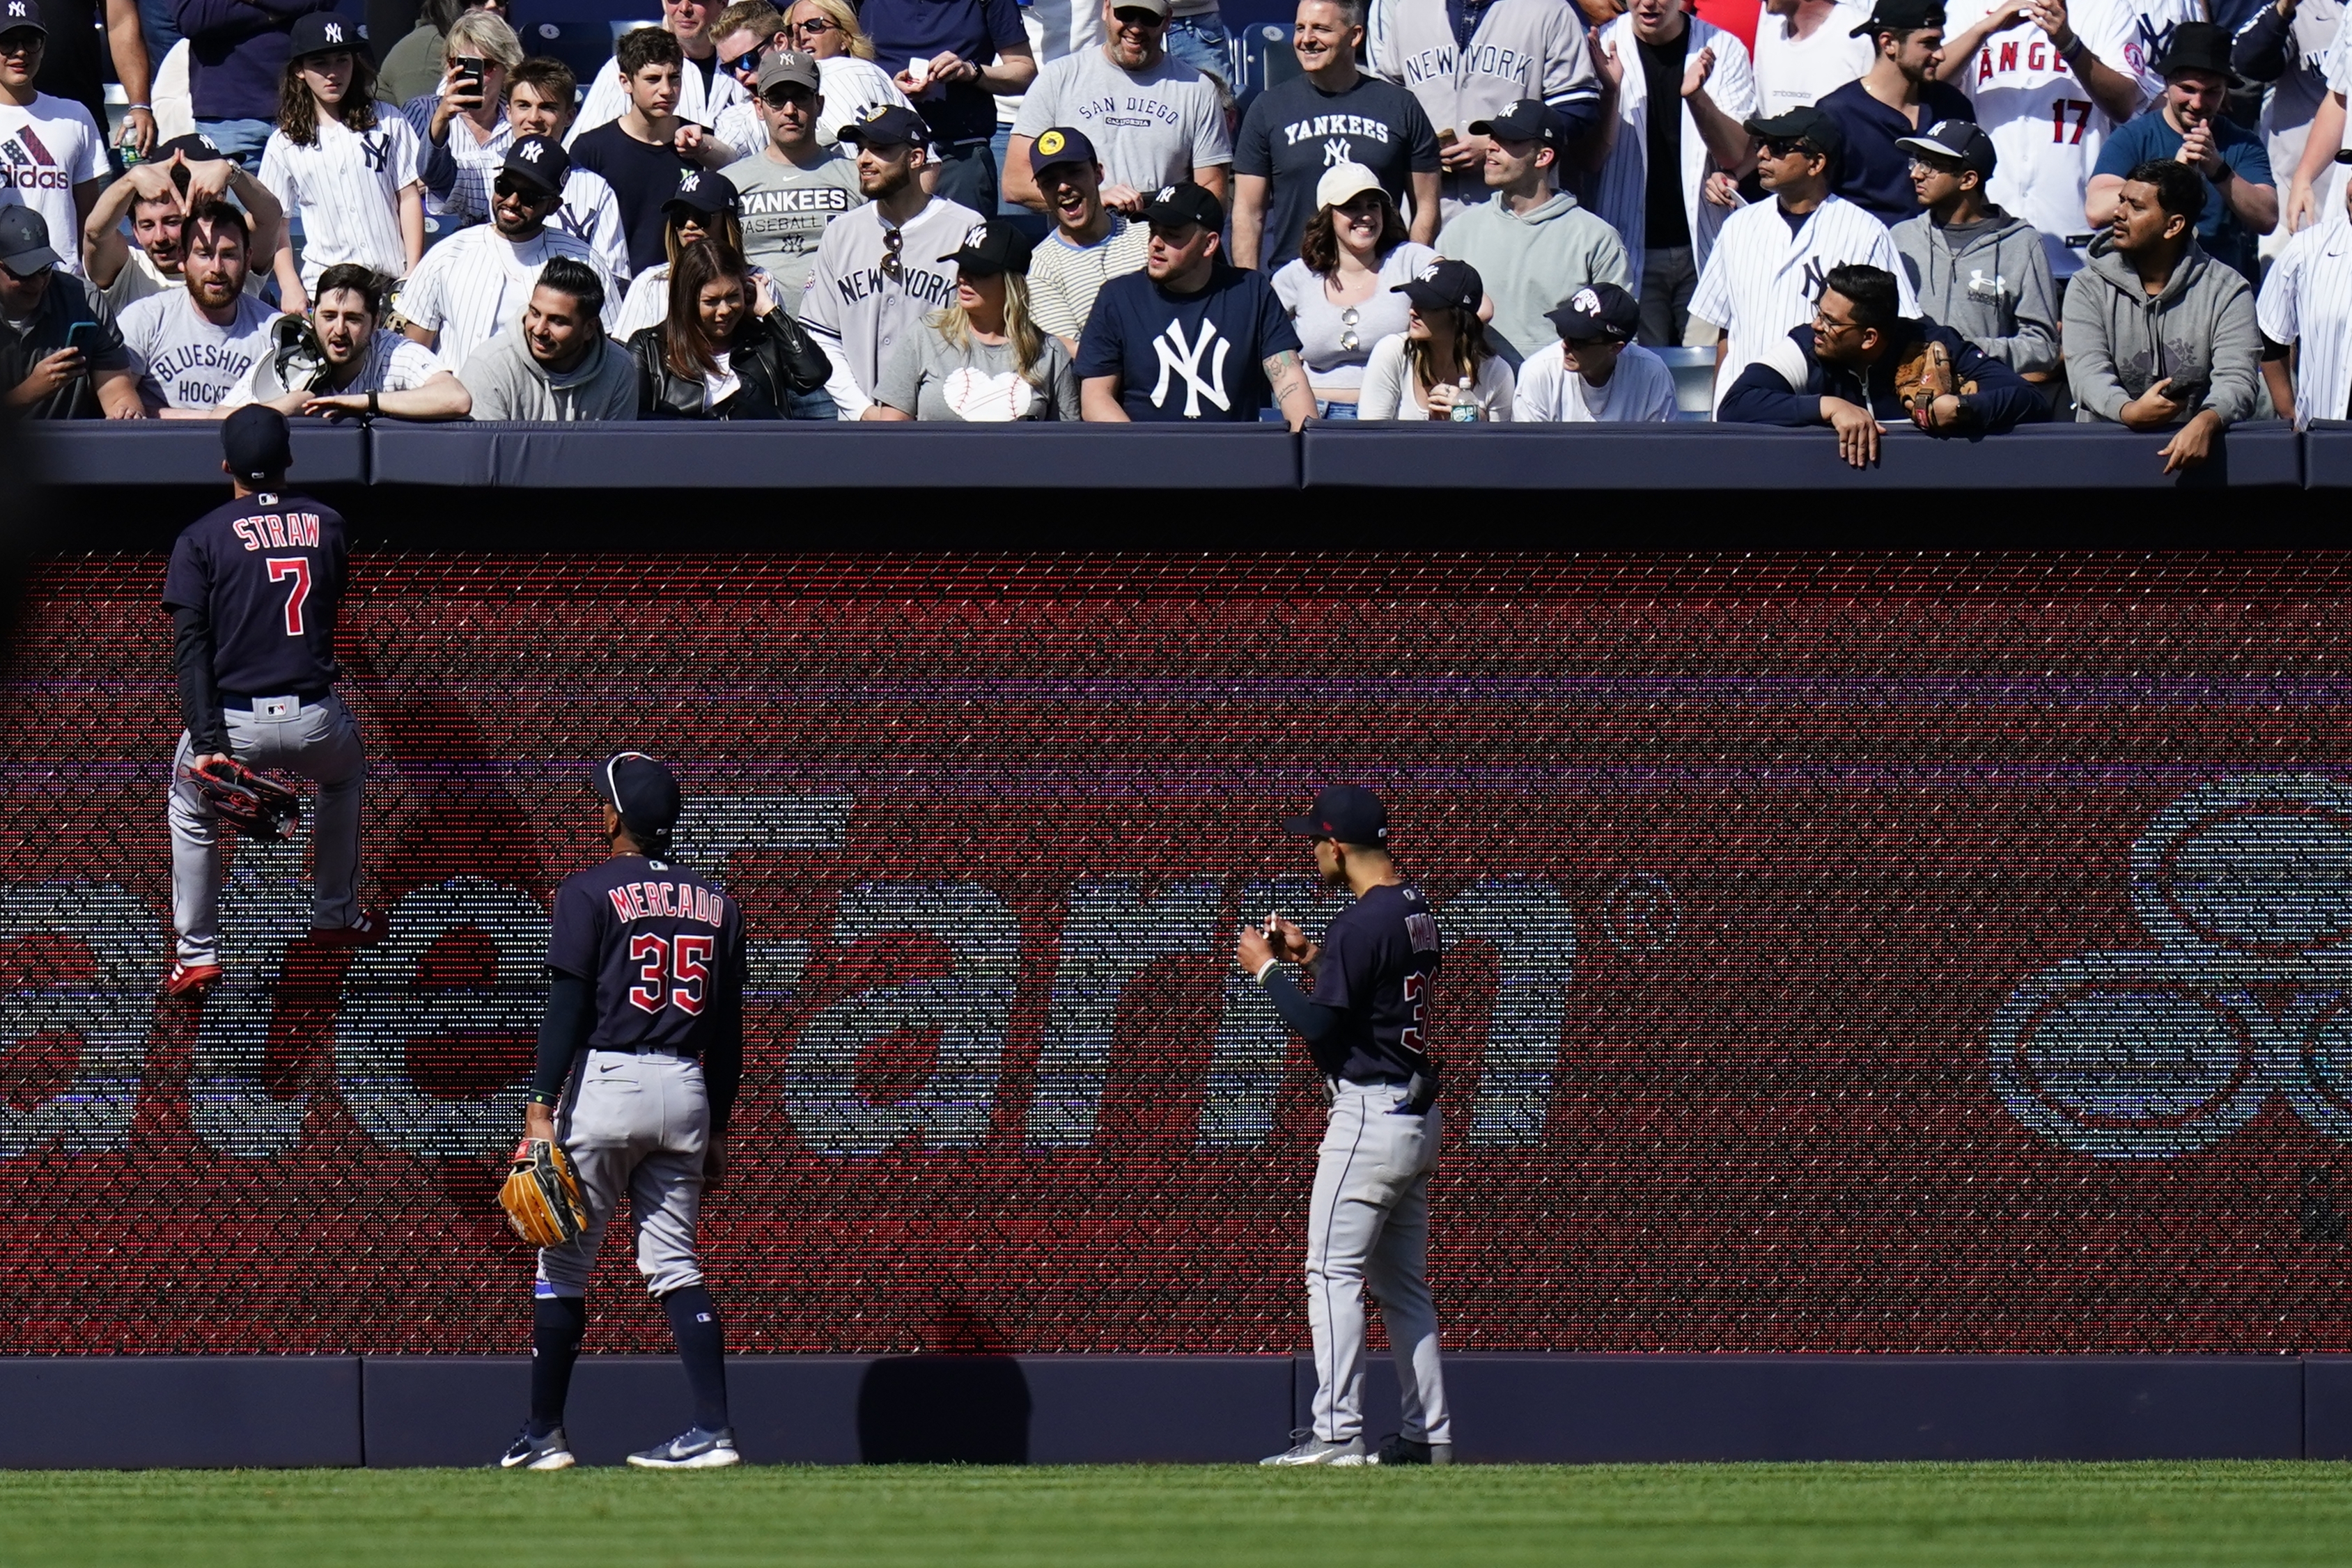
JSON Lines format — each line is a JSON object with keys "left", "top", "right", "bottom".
{"left": 455, "top": 54, "right": 486, "bottom": 89}
{"left": 63, "top": 320, "right": 102, "bottom": 356}
{"left": 1436, "top": 127, "right": 1458, "bottom": 148}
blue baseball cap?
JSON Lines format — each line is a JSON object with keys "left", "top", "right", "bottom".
{"left": 1029, "top": 125, "right": 1098, "bottom": 173}
{"left": 286, "top": 10, "right": 361, "bottom": 60}
{"left": 594, "top": 751, "right": 682, "bottom": 840}
{"left": 222, "top": 405, "right": 293, "bottom": 483}
{"left": 1284, "top": 785, "right": 1389, "bottom": 847}
{"left": 838, "top": 102, "right": 930, "bottom": 149}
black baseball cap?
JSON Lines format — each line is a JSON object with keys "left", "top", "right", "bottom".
{"left": 940, "top": 216, "right": 1034, "bottom": 276}
{"left": 1548, "top": 281, "right": 1639, "bottom": 343}
{"left": 1896, "top": 117, "right": 1995, "bottom": 176}
{"left": 0, "top": 0, "right": 47, "bottom": 36}
{"left": 223, "top": 405, "right": 294, "bottom": 483}
{"left": 1142, "top": 180, "right": 1224, "bottom": 232}
{"left": 0, "top": 205, "right": 59, "bottom": 276}
{"left": 594, "top": 751, "right": 683, "bottom": 841}
{"left": 157, "top": 130, "right": 230, "bottom": 163}
{"left": 1468, "top": 97, "right": 1560, "bottom": 147}
{"left": 1849, "top": 0, "right": 1943, "bottom": 35}
{"left": 662, "top": 166, "right": 738, "bottom": 218}
{"left": 1395, "top": 256, "right": 1482, "bottom": 315}
{"left": 837, "top": 102, "right": 930, "bottom": 148}
{"left": 500, "top": 134, "right": 570, "bottom": 196}
{"left": 1744, "top": 105, "right": 1844, "bottom": 161}
{"left": 1284, "top": 785, "right": 1390, "bottom": 847}
{"left": 2153, "top": 20, "right": 2234, "bottom": 79}
{"left": 1029, "top": 125, "right": 1098, "bottom": 173}
{"left": 286, "top": 10, "right": 361, "bottom": 59}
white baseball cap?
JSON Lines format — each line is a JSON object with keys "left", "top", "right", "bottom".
{"left": 1314, "top": 162, "right": 1383, "bottom": 212}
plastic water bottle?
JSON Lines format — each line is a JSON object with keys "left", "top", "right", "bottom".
{"left": 1449, "top": 376, "right": 1477, "bottom": 422}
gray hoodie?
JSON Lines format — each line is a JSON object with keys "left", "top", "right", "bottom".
{"left": 459, "top": 331, "right": 640, "bottom": 421}
{"left": 1888, "top": 206, "right": 2059, "bottom": 376}
{"left": 1437, "top": 188, "right": 1633, "bottom": 368}
{"left": 2062, "top": 240, "right": 2260, "bottom": 425}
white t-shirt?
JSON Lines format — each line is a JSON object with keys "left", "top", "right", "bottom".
{"left": 258, "top": 112, "right": 425, "bottom": 287}
{"left": 1511, "top": 339, "right": 1681, "bottom": 421}
{"left": 1356, "top": 331, "right": 1516, "bottom": 418}
{"left": 1750, "top": 1, "right": 1876, "bottom": 117}
{"left": 117, "top": 288, "right": 286, "bottom": 408}
{"left": 0, "top": 93, "right": 106, "bottom": 278}
{"left": 1010, "top": 49, "right": 1233, "bottom": 194}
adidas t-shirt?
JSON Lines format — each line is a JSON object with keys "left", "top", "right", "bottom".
{"left": 1073, "top": 260, "right": 1300, "bottom": 421}
{"left": 0, "top": 92, "right": 104, "bottom": 278}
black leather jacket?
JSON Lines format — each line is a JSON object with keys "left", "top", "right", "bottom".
{"left": 624, "top": 310, "right": 832, "bottom": 420}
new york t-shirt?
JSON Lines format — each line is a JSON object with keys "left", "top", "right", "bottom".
{"left": 1232, "top": 74, "right": 1439, "bottom": 270}
{"left": 1074, "top": 261, "right": 1301, "bottom": 420}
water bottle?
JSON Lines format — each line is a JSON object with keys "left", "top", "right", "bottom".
{"left": 1449, "top": 375, "right": 1477, "bottom": 423}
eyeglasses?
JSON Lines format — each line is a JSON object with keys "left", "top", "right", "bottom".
{"left": 721, "top": 39, "right": 767, "bottom": 74}
{"left": 791, "top": 16, "right": 837, "bottom": 36}
{"left": 881, "top": 224, "right": 903, "bottom": 281}
{"left": 1812, "top": 309, "right": 1860, "bottom": 333}
{"left": 1338, "top": 305, "right": 1361, "bottom": 353}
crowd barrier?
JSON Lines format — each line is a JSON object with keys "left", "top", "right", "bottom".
{"left": 24, "top": 418, "right": 2352, "bottom": 491}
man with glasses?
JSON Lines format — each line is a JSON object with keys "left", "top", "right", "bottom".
{"left": 1689, "top": 104, "right": 1913, "bottom": 407}
{"left": 859, "top": 0, "right": 1034, "bottom": 212}
{"left": 1027, "top": 125, "right": 1149, "bottom": 349}
{"left": 708, "top": 1, "right": 791, "bottom": 157}
{"left": 496, "top": 58, "right": 632, "bottom": 282}
{"left": 722, "top": 49, "right": 866, "bottom": 311}
{"left": 398, "top": 136, "right": 615, "bottom": 371}
{"left": 1006, "top": 0, "right": 1231, "bottom": 217}
{"left": 575, "top": 0, "right": 747, "bottom": 141}
{"left": 1718, "top": 258, "right": 2039, "bottom": 462}
{"left": 800, "top": 102, "right": 983, "bottom": 413}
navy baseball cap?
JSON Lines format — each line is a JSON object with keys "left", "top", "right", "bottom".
{"left": 286, "top": 10, "right": 361, "bottom": 59}
{"left": 1469, "top": 99, "right": 1561, "bottom": 147}
{"left": 500, "top": 134, "right": 570, "bottom": 196}
{"left": 1143, "top": 180, "right": 1224, "bottom": 232}
{"left": 1548, "top": 281, "right": 1639, "bottom": 342}
{"left": 0, "top": 205, "right": 59, "bottom": 275}
{"left": 662, "top": 167, "right": 738, "bottom": 219}
{"left": 157, "top": 130, "right": 230, "bottom": 163}
{"left": 223, "top": 405, "right": 293, "bottom": 483}
{"left": 838, "top": 102, "right": 930, "bottom": 149}
{"left": 1284, "top": 785, "right": 1390, "bottom": 847}
{"left": 1029, "top": 125, "right": 1098, "bottom": 173}
{"left": 0, "top": 0, "right": 47, "bottom": 36}
{"left": 1896, "top": 118, "right": 1995, "bottom": 177}
{"left": 594, "top": 751, "right": 683, "bottom": 840}
{"left": 1744, "top": 105, "right": 1844, "bottom": 162}
{"left": 1396, "top": 256, "right": 1482, "bottom": 315}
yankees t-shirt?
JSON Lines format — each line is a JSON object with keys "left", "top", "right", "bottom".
{"left": 568, "top": 121, "right": 696, "bottom": 276}
{"left": 1233, "top": 74, "right": 1440, "bottom": 271}
{"left": 721, "top": 145, "right": 868, "bottom": 311}
{"left": 0, "top": 93, "right": 105, "bottom": 279}
{"left": 258, "top": 113, "right": 424, "bottom": 286}
{"left": 546, "top": 853, "right": 745, "bottom": 1058}
{"left": 799, "top": 194, "right": 985, "bottom": 409}
{"left": 1074, "top": 260, "right": 1302, "bottom": 421}
{"left": 1011, "top": 50, "right": 1233, "bottom": 196}
{"left": 161, "top": 489, "right": 348, "bottom": 696}
{"left": 117, "top": 289, "right": 286, "bottom": 409}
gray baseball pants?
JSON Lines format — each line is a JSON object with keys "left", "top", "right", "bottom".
{"left": 538, "top": 1049, "right": 710, "bottom": 1299}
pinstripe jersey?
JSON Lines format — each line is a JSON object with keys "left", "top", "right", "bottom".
{"left": 798, "top": 193, "right": 983, "bottom": 414}
{"left": 395, "top": 100, "right": 635, "bottom": 281}
{"left": 1688, "top": 191, "right": 1917, "bottom": 409}
{"left": 1594, "top": 14, "right": 1757, "bottom": 289}
{"left": 711, "top": 57, "right": 919, "bottom": 157}
{"left": 569, "top": 42, "right": 748, "bottom": 143}
{"left": 396, "top": 224, "right": 611, "bottom": 370}
{"left": 1367, "top": 0, "right": 1598, "bottom": 210}
{"left": 2257, "top": 214, "right": 2352, "bottom": 428}
{"left": 258, "top": 113, "right": 425, "bottom": 287}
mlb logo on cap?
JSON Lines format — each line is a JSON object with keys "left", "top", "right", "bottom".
{"left": 519, "top": 140, "right": 543, "bottom": 162}
{"left": 680, "top": 171, "right": 700, "bottom": 191}
{"left": 5, "top": 3, "right": 28, "bottom": 19}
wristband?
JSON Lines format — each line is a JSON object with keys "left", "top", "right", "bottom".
{"left": 527, "top": 1090, "right": 560, "bottom": 1107}
{"left": 2058, "top": 32, "right": 2088, "bottom": 60}
{"left": 368, "top": 389, "right": 380, "bottom": 417}
{"left": 1251, "top": 957, "right": 1280, "bottom": 984}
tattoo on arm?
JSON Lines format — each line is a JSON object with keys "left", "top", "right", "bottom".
{"left": 1265, "top": 350, "right": 1309, "bottom": 406}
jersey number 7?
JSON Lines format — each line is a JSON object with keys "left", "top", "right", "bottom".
{"left": 629, "top": 932, "right": 712, "bottom": 1015}
{"left": 266, "top": 556, "right": 312, "bottom": 635}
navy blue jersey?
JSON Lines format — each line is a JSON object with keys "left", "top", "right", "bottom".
{"left": 547, "top": 853, "right": 746, "bottom": 1056}
{"left": 1311, "top": 882, "right": 1442, "bottom": 1083}
{"left": 161, "top": 491, "right": 348, "bottom": 696}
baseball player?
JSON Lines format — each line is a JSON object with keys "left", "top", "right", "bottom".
{"left": 501, "top": 752, "right": 747, "bottom": 1472}
{"left": 1240, "top": 785, "right": 1450, "bottom": 1468}
{"left": 0, "top": 0, "right": 107, "bottom": 279}
{"left": 115, "top": 198, "right": 287, "bottom": 414}
{"left": 397, "top": 136, "right": 612, "bottom": 371}
{"left": 258, "top": 11, "right": 426, "bottom": 313}
{"left": 1688, "top": 104, "right": 1915, "bottom": 407}
{"left": 161, "top": 406, "right": 384, "bottom": 998}
{"left": 2258, "top": 147, "right": 2352, "bottom": 426}
{"left": 800, "top": 102, "right": 982, "bottom": 414}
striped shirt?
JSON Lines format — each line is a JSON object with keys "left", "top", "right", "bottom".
{"left": 397, "top": 99, "right": 634, "bottom": 281}
{"left": 396, "top": 224, "right": 610, "bottom": 370}
{"left": 1028, "top": 214, "right": 1151, "bottom": 343}
{"left": 1688, "top": 191, "right": 1917, "bottom": 410}
{"left": 2257, "top": 214, "right": 2352, "bottom": 428}
{"left": 258, "top": 113, "right": 425, "bottom": 287}
{"left": 1593, "top": 14, "right": 1757, "bottom": 288}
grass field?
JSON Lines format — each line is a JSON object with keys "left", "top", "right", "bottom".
{"left": 4, "top": 1463, "right": 2352, "bottom": 1567}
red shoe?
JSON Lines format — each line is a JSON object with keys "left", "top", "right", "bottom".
{"left": 309, "top": 910, "right": 390, "bottom": 948}
{"left": 163, "top": 960, "right": 223, "bottom": 997}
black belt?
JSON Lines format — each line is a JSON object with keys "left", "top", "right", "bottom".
{"left": 598, "top": 1044, "right": 699, "bottom": 1061}
{"left": 219, "top": 687, "right": 332, "bottom": 709}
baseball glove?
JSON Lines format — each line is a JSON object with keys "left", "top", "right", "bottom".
{"left": 1892, "top": 338, "right": 1978, "bottom": 416}
{"left": 499, "top": 1138, "right": 589, "bottom": 1247}
{"left": 179, "top": 756, "right": 301, "bottom": 842}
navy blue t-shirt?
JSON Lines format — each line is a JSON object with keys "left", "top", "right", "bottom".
{"left": 1816, "top": 77, "right": 1975, "bottom": 226}
{"left": 1075, "top": 262, "right": 1303, "bottom": 420}
{"left": 855, "top": 0, "right": 1026, "bottom": 144}
{"left": 1309, "top": 882, "right": 1442, "bottom": 1084}
{"left": 567, "top": 121, "right": 696, "bottom": 275}
{"left": 547, "top": 853, "right": 747, "bottom": 1055}
{"left": 1233, "top": 74, "right": 1440, "bottom": 271}
{"left": 161, "top": 491, "right": 347, "bottom": 696}
{"left": 2094, "top": 108, "right": 2275, "bottom": 281}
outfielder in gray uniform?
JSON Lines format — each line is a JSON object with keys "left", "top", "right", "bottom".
{"left": 502, "top": 751, "right": 748, "bottom": 1471}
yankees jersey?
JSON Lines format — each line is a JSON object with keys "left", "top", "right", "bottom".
{"left": 710, "top": 55, "right": 914, "bottom": 155}
{"left": 1688, "top": 191, "right": 1915, "bottom": 408}
{"left": 1952, "top": 0, "right": 2133, "bottom": 276}
{"left": 397, "top": 102, "right": 635, "bottom": 281}
{"left": 1073, "top": 260, "right": 1302, "bottom": 420}
{"left": 228, "top": 327, "right": 442, "bottom": 405}
{"left": 799, "top": 193, "right": 984, "bottom": 414}
{"left": 722, "top": 145, "right": 867, "bottom": 308}
{"left": 1749, "top": 0, "right": 1874, "bottom": 115}
{"left": 0, "top": 92, "right": 103, "bottom": 278}
{"left": 258, "top": 113, "right": 425, "bottom": 287}
{"left": 1307, "top": 883, "right": 1442, "bottom": 1085}
{"left": 2247, "top": 0, "right": 2346, "bottom": 233}
{"left": 117, "top": 288, "right": 286, "bottom": 409}
{"left": 1594, "top": 14, "right": 1757, "bottom": 286}
{"left": 2257, "top": 217, "right": 2352, "bottom": 428}
{"left": 2113, "top": 0, "right": 2206, "bottom": 103}
{"left": 398, "top": 224, "right": 609, "bottom": 372}
{"left": 161, "top": 489, "right": 348, "bottom": 697}
{"left": 546, "top": 852, "right": 746, "bottom": 1058}
{"left": 1367, "top": 0, "right": 1598, "bottom": 209}
{"left": 570, "top": 40, "right": 747, "bottom": 143}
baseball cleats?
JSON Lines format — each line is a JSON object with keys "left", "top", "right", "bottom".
{"left": 1370, "top": 1434, "right": 1454, "bottom": 1466}
{"left": 1260, "top": 1430, "right": 1366, "bottom": 1466}
{"left": 499, "top": 1425, "right": 575, "bottom": 1471}
{"left": 309, "top": 910, "right": 390, "bottom": 948}
{"left": 162, "top": 960, "right": 223, "bottom": 998}
{"left": 628, "top": 1426, "right": 741, "bottom": 1468}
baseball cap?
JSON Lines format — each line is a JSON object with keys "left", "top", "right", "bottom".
{"left": 837, "top": 102, "right": 930, "bottom": 148}
{"left": 222, "top": 405, "right": 294, "bottom": 484}
{"left": 1468, "top": 98, "right": 1560, "bottom": 147}
{"left": 1848, "top": 0, "right": 1943, "bottom": 35}
{"left": 1546, "top": 281, "right": 1639, "bottom": 343}
{"left": 157, "top": 130, "right": 230, "bottom": 163}
{"left": 662, "top": 166, "right": 738, "bottom": 219}
{"left": 1895, "top": 117, "right": 1995, "bottom": 176}
{"left": 593, "top": 751, "right": 683, "bottom": 842}
{"left": 1029, "top": 125, "right": 1098, "bottom": 173}
{"left": 2153, "top": 20, "right": 2234, "bottom": 79}
{"left": 1394, "top": 256, "right": 1482, "bottom": 315}
{"left": 1283, "top": 785, "right": 1390, "bottom": 847}
{"left": 0, "top": 0, "right": 47, "bottom": 36}
{"left": 499, "top": 134, "right": 569, "bottom": 195}
{"left": 1744, "top": 105, "right": 1844, "bottom": 161}
{"left": 940, "top": 216, "right": 1034, "bottom": 276}
{"left": 755, "top": 47, "right": 820, "bottom": 94}
{"left": 1142, "top": 180, "right": 1224, "bottom": 232}
{"left": 1112, "top": 0, "right": 1173, "bottom": 15}
{"left": 286, "top": 10, "right": 361, "bottom": 59}
{"left": 0, "top": 205, "right": 59, "bottom": 276}
{"left": 1315, "top": 160, "right": 1383, "bottom": 212}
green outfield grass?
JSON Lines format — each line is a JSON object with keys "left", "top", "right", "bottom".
{"left": 2, "top": 1461, "right": 2349, "bottom": 1568}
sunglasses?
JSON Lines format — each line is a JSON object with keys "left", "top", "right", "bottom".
{"left": 791, "top": 16, "right": 837, "bottom": 36}
{"left": 721, "top": 39, "right": 767, "bottom": 74}
{"left": 1763, "top": 138, "right": 1815, "bottom": 159}
{"left": 1338, "top": 304, "right": 1360, "bottom": 354}
{"left": 494, "top": 174, "right": 552, "bottom": 202}
{"left": 881, "top": 224, "right": 903, "bottom": 281}
{"left": 762, "top": 84, "right": 815, "bottom": 108}
{"left": 1111, "top": 8, "right": 1166, "bottom": 25}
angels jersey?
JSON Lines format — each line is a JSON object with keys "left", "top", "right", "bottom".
{"left": 1950, "top": 0, "right": 2134, "bottom": 277}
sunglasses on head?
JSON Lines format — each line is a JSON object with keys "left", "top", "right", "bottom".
{"left": 721, "top": 39, "right": 767, "bottom": 73}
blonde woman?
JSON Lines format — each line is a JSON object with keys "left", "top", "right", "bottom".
{"left": 400, "top": 9, "right": 527, "bottom": 226}
{"left": 785, "top": 0, "right": 912, "bottom": 145}
{"left": 867, "top": 217, "right": 1079, "bottom": 420}
{"left": 1357, "top": 257, "right": 1514, "bottom": 421}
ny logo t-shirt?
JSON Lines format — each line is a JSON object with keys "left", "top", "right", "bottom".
{"left": 1073, "top": 261, "right": 1300, "bottom": 421}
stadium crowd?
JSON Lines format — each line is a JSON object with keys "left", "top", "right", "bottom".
{"left": 5, "top": 0, "right": 2352, "bottom": 464}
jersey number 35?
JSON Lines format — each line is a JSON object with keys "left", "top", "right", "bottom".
{"left": 628, "top": 933, "right": 712, "bottom": 1015}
